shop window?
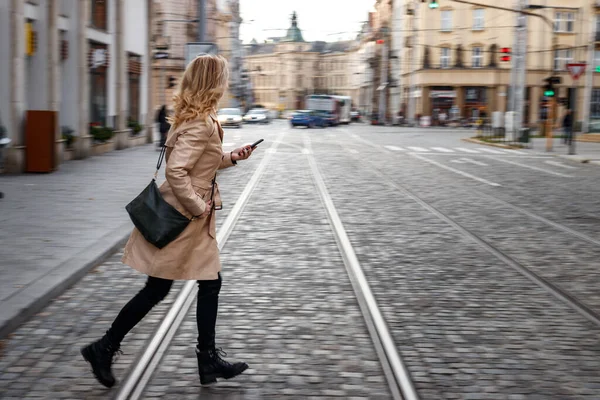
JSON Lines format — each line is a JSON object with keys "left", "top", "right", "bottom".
{"left": 91, "top": 0, "right": 108, "bottom": 31}
{"left": 591, "top": 89, "right": 600, "bottom": 119}
{"left": 128, "top": 54, "right": 142, "bottom": 123}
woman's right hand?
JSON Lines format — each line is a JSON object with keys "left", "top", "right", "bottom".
{"left": 198, "top": 200, "right": 212, "bottom": 218}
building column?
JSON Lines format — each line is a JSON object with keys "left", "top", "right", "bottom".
{"left": 455, "top": 87, "right": 465, "bottom": 118}
{"left": 47, "top": 0, "right": 62, "bottom": 166}
{"left": 421, "top": 87, "right": 431, "bottom": 117}
{"left": 145, "top": 0, "right": 154, "bottom": 144}
{"left": 74, "top": 0, "right": 91, "bottom": 159}
{"left": 487, "top": 86, "right": 496, "bottom": 113}
{"left": 7, "top": 0, "right": 26, "bottom": 172}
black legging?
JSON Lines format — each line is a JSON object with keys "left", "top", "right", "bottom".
{"left": 106, "top": 274, "right": 222, "bottom": 350}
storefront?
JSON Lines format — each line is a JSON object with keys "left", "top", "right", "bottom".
{"left": 464, "top": 86, "right": 487, "bottom": 120}
{"left": 430, "top": 86, "right": 456, "bottom": 125}
{"left": 89, "top": 42, "right": 109, "bottom": 126}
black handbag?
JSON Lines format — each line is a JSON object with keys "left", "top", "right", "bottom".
{"left": 125, "top": 146, "right": 214, "bottom": 249}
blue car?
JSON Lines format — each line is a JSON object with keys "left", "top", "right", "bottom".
{"left": 290, "top": 110, "right": 325, "bottom": 128}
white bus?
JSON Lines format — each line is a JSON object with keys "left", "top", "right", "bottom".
{"left": 305, "top": 94, "right": 353, "bottom": 125}
{"left": 332, "top": 95, "right": 351, "bottom": 124}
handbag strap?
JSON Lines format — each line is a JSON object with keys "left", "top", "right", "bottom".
{"left": 154, "top": 145, "right": 166, "bottom": 179}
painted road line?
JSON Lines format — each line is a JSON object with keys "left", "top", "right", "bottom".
{"left": 349, "top": 149, "right": 360, "bottom": 154}
{"left": 384, "top": 146, "right": 405, "bottom": 151}
{"left": 479, "top": 148, "right": 506, "bottom": 154}
{"left": 545, "top": 160, "right": 578, "bottom": 170}
{"left": 503, "top": 149, "right": 528, "bottom": 155}
{"left": 456, "top": 147, "right": 480, "bottom": 153}
{"left": 431, "top": 147, "right": 454, "bottom": 153}
{"left": 486, "top": 157, "right": 573, "bottom": 177}
{"left": 410, "top": 153, "right": 501, "bottom": 187}
{"left": 450, "top": 158, "right": 488, "bottom": 166}
{"left": 407, "top": 146, "right": 428, "bottom": 152}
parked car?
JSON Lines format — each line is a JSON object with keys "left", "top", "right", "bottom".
{"left": 217, "top": 108, "right": 243, "bottom": 128}
{"left": 350, "top": 110, "right": 361, "bottom": 122}
{"left": 243, "top": 108, "right": 271, "bottom": 124}
{"left": 316, "top": 111, "right": 337, "bottom": 127}
{"left": 290, "top": 110, "right": 325, "bottom": 128}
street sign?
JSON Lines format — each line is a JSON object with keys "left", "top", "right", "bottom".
{"left": 154, "top": 51, "right": 169, "bottom": 60}
{"left": 566, "top": 63, "right": 586, "bottom": 80}
{"left": 185, "top": 42, "right": 218, "bottom": 66}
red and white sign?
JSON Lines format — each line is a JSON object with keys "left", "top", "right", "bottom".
{"left": 566, "top": 63, "right": 586, "bottom": 80}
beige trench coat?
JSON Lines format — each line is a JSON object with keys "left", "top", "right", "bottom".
{"left": 122, "top": 112, "right": 236, "bottom": 280}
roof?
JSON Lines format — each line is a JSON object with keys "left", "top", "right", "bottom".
{"left": 281, "top": 11, "right": 305, "bottom": 43}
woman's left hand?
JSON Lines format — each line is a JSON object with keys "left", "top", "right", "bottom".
{"left": 231, "top": 145, "right": 254, "bottom": 162}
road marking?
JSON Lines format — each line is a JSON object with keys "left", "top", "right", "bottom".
{"left": 487, "top": 157, "right": 573, "bottom": 177}
{"left": 407, "top": 146, "right": 428, "bottom": 152}
{"left": 545, "top": 160, "right": 578, "bottom": 170}
{"left": 503, "top": 149, "right": 528, "bottom": 155}
{"left": 431, "top": 147, "right": 454, "bottom": 153}
{"left": 410, "top": 153, "right": 501, "bottom": 186}
{"left": 456, "top": 147, "right": 480, "bottom": 153}
{"left": 450, "top": 158, "right": 488, "bottom": 166}
{"left": 348, "top": 149, "right": 359, "bottom": 154}
{"left": 384, "top": 145, "right": 405, "bottom": 151}
{"left": 479, "top": 148, "right": 506, "bottom": 154}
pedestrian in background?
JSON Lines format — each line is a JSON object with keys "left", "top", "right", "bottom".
{"left": 563, "top": 109, "right": 574, "bottom": 146}
{"left": 81, "top": 54, "right": 254, "bottom": 388}
{"left": 156, "top": 104, "right": 170, "bottom": 147}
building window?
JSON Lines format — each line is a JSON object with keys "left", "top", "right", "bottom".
{"left": 472, "top": 46, "right": 483, "bottom": 68}
{"left": 595, "top": 50, "right": 600, "bottom": 69}
{"left": 91, "top": 0, "right": 108, "bottom": 31}
{"left": 441, "top": 47, "right": 450, "bottom": 68}
{"left": 441, "top": 10, "right": 453, "bottom": 32}
{"left": 473, "top": 9, "right": 484, "bottom": 30}
{"left": 554, "top": 48, "right": 573, "bottom": 71}
{"left": 89, "top": 42, "right": 108, "bottom": 125}
{"left": 554, "top": 12, "right": 575, "bottom": 33}
{"left": 591, "top": 89, "right": 600, "bottom": 118}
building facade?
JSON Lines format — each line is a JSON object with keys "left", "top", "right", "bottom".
{"left": 395, "top": 0, "right": 600, "bottom": 130}
{"left": 245, "top": 12, "right": 360, "bottom": 111}
{"left": 0, "top": 0, "right": 153, "bottom": 172}
{"left": 151, "top": 0, "right": 243, "bottom": 112}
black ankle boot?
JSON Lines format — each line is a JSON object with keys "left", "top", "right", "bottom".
{"left": 196, "top": 347, "right": 248, "bottom": 385}
{"left": 81, "top": 335, "right": 121, "bottom": 388}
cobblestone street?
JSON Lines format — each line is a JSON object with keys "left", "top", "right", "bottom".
{"left": 1, "top": 122, "right": 599, "bottom": 399}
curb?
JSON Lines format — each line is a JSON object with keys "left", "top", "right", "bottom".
{"left": 0, "top": 221, "right": 133, "bottom": 340}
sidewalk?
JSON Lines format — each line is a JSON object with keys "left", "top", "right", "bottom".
{"left": 529, "top": 137, "right": 600, "bottom": 165}
{"left": 0, "top": 144, "right": 161, "bottom": 338}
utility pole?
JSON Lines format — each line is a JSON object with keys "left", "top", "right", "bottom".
{"left": 197, "top": 0, "right": 205, "bottom": 41}
{"left": 513, "top": 0, "right": 528, "bottom": 141}
{"left": 582, "top": 1, "right": 597, "bottom": 133}
{"left": 408, "top": 0, "right": 419, "bottom": 126}
{"left": 378, "top": 30, "right": 388, "bottom": 124}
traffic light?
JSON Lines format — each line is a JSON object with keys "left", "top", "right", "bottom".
{"left": 168, "top": 76, "right": 176, "bottom": 89}
{"left": 543, "top": 76, "right": 561, "bottom": 98}
{"left": 500, "top": 47, "right": 511, "bottom": 62}
{"left": 25, "top": 22, "right": 36, "bottom": 56}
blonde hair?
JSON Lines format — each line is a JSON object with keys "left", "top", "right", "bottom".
{"left": 169, "top": 54, "right": 229, "bottom": 128}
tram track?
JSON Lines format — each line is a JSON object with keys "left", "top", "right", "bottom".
{"left": 337, "top": 137, "right": 600, "bottom": 328}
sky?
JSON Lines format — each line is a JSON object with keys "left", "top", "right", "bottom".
{"left": 238, "top": 0, "right": 374, "bottom": 44}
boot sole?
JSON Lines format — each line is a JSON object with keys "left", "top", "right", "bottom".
{"left": 81, "top": 346, "right": 116, "bottom": 388}
{"left": 200, "top": 363, "right": 249, "bottom": 386}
